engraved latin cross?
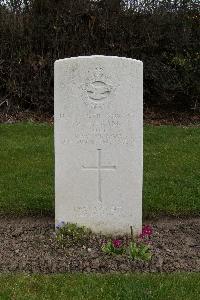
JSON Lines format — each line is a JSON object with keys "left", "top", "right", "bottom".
{"left": 82, "top": 149, "right": 116, "bottom": 202}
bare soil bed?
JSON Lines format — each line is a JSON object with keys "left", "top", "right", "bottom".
{"left": 0, "top": 216, "right": 199, "bottom": 273}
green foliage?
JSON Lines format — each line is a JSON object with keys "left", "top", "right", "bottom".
{"left": 56, "top": 222, "right": 92, "bottom": 247}
{"left": 102, "top": 240, "right": 152, "bottom": 261}
{"left": 0, "top": 0, "right": 199, "bottom": 113}
{"left": 129, "top": 242, "right": 152, "bottom": 261}
{"left": 102, "top": 241, "right": 125, "bottom": 255}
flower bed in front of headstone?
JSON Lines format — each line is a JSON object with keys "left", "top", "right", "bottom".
{"left": 0, "top": 216, "right": 199, "bottom": 273}
{"left": 56, "top": 222, "right": 153, "bottom": 262}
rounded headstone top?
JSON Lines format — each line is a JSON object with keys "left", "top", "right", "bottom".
{"left": 55, "top": 55, "right": 142, "bottom": 65}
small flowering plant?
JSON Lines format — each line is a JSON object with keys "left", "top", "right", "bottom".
{"left": 102, "top": 239, "right": 125, "bottom": 255}
{"left": 129, "top": 241, "right": 151, "bottom": 261}
{"left": 56, "top": 221, "right": 65, "bottom": 230}
{"left": 139, "top": 225, "right": 153, "bottom": 239}
{"left": 55, "top": 221, "right": 91, "bottom": 247}
{"left": 101, "top": 225, "right": 153, "bottom": 261}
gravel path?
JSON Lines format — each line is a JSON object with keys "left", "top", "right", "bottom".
{"left": 0, "top": 216, "right": 199, "bottom": 273}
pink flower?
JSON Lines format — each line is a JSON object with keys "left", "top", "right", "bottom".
{"left": 139, "top": 225, "right": 153, "bottom": 238}
{"left": 113, "top": 239, "right": 122, "bottom": 248}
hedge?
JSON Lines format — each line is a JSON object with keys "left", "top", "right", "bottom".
{"left": 0, "top": 0, "right": 199, "bottom": 114}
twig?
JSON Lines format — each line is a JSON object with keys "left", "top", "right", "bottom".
{"left": 0, "top": 99, "right": 8, "bottom": 107}
{"left": 130, "top": 226, "right": 134, "bottom": 241}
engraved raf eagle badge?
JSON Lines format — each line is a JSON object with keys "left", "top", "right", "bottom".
{"left": 86, "top": 81, "right": 112, "bottom": 101}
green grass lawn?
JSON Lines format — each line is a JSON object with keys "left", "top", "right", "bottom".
{"left": 0, "top": 123, "right": 199, "bottom": 217}
{"left": 0, "top": 123, "right": 54, "bottom": 214}
{"left": 0, "top": 273, "right": 200, "bottom": 300}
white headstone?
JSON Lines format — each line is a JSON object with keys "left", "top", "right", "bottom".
{"left": 54, "top": 55, "right": 143, "bottom": 234}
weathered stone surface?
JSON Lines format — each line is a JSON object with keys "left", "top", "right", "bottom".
{"left": 54, "top": 55, "right": 143, "bottom": 234}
